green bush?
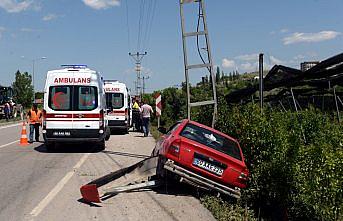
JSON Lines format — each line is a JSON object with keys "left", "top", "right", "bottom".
{"left": 147, "top": 83, "right": 342, "bottom": 220}
{"left": 195, "top": 97, "right": 343, "bottom": 220}
{"left": 201, "top": 195, "right": 256, "bottom": 221}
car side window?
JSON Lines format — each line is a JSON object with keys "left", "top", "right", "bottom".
{"left": 166, "top": 122, "right": 181, "bottom": 136}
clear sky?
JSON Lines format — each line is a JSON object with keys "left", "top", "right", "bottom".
{"left": 0, "top": 0, "right": 342, "bottom": 92}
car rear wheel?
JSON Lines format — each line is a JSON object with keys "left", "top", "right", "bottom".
{"left": 156, "top": 155, "right": 167, "bottom": 178}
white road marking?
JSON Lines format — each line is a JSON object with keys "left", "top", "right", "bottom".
{"left": 29, "top": 153, "right": 90, "bottom": 217}
{"left": 0, "top": 140, "right": 19, "bottom": 149}
{"left": 0, "top": 122, "right": 21, "bottom": 130}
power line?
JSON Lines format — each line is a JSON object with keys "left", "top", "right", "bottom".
{"left": 137, "top": 0, "right": 147, "bottom": 51}
{"left": 142, "top": 0, "right": 152, "bottom": 51}
{"left": 125, "top": 0, "right": 131, "bottom": 51}
{"left": 143, "top": 0, "right": 157, "bottom": 51}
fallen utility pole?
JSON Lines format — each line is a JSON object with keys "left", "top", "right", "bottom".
{"left": 80, "top": 156, "right": 242, "bottom": 204}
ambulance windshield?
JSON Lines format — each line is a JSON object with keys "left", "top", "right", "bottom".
{"left": 49, "top": 86, "right": 98, "bottom": 111}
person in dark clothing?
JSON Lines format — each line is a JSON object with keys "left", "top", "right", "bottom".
{"left": 4, "top": 102, "right": 10, "bottom": 121}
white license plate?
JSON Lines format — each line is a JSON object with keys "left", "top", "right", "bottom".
{"left": 193, "top": 158, "right": 224, "bottom": 176}
{"left": 53, "top": 131, "right": 71, "bottom": 136}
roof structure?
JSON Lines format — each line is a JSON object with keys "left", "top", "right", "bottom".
{"left": 226, "top": 53, "right": 343, "bottom": 104}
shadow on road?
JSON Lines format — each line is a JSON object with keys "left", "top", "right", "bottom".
{"left": 34, "top": 143, "right": 103, "bottom": 154}
{"left": 110, "top": 129, "right": 128, "bottom": 135}
{"left": 153, "top": 179, "right": 207, "bottom": 198}
{"left": 102, "top": 150, "right": 150, "bottom": 159}
{"left": 77, "top": 198, "right": 102, "bottom": 207}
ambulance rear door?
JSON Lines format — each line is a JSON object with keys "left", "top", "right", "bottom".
{"left": 46, "top": 71, "right": 75, "bottom": 132}
{"left": 106, "top": 91, "right": 126, "bottom": 120}
{"left": 72, "top": 72, "right": 101, "bottom": 132}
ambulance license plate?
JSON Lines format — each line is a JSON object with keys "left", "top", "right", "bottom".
{"left": 53, "top": 131, "right": 71, "bottom": 137}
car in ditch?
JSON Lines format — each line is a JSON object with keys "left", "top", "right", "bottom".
{"left": 152, "top": 119, "right": 249, "bottom": 198}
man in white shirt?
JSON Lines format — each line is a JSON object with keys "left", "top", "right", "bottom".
{"left": 140, "top": 100, "right": 154, "bottom": 137}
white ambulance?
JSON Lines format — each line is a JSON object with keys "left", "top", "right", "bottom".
{"left": 42, "top": 65, "right": 110, "bottom": 151}
{"left": 104, "top": 80, "right": 131, "bottom": 133}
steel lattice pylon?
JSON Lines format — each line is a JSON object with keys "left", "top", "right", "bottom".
{"left": 179, "top": 0, "right": 217, "bottom": 128}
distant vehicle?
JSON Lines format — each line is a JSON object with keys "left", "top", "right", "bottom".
{"left": 153, "top": 120, "right": 249, "bottom": 196}
{"left": 104, "top": 80, "right": 132, "bottom": 133}
{"left": 42, "top": 65, "right": 110, "bottom": 151}
{"left": 0, "top": 86, "right": 22, "bottom": 119}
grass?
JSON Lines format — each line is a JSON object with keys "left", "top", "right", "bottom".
{"left": 201, "top": 196, "right": 256, "bottom": 221}
{"left": 150, "top": 125, "right": 161, "bottom": 141}
{"left": 0, "top": 117, "right": 22, "bottom": 126}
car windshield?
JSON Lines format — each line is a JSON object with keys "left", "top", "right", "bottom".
{"left": 180, "top": 123, "right": 242, "bottom": 161}
{"left": 106, "top": 93, "right": 124, "bottom": 109}
{"left": 49, "top": 86, "right": 98, "bottom": 111}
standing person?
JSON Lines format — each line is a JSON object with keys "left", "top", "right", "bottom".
{"left": 139, "top": 101, "right": 144, "bottom": 132}
{"left": 27, "top": 103, "right": 42, "bottom": 143}
{"left": 132, "top": 98, "right": 140, "bottom": 131}
{"left": 132, "top": 98, "right": 139, "bottom": 109}
{"left": 140, "top": 100, "right": 153, "bottom": 137}
{"left": 4, "top": 102, "right": 10, "bottom": 121}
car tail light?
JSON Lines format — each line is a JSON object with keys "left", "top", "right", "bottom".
{"left": 238, "top": 168, "right": 249, "bottom": 184}
{"left": 168, "top": 139, "right": 181, "bottom": 158}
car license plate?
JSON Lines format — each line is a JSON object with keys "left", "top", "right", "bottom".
{"left": 53, "top": 131, "right": 71, "bottom": 137}
{"left": 193, "top": 158, "right": 224, "bottom": 176}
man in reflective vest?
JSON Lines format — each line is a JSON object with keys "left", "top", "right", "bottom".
{"left": 27, "top": 103, "right": 42, "bottom": 143}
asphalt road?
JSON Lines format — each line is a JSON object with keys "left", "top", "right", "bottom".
{"left": 0, "top": 123, "right": 215, "bottom": 221}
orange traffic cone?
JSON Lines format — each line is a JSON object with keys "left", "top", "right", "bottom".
{"left": 20, "top": 121, "right": 29, "bottom": 146}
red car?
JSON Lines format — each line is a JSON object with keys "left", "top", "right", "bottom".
{"left": 153, "top": 120, "right": 249, "bottom": 198}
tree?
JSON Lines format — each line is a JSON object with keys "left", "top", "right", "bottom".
{"left": 35, "top": 92, "right": 44, "bottom": 100}
{"left": 12, "top": 70, "right": 33, "bottom": 107}
{"left": 215, "top": 67, "right": 221, "bottom": 83}
{"left": 205, "top": 75, "right": 209, "bottom": 83}
{"left": 221, "top": 71, "right": 225, "bottom": 82}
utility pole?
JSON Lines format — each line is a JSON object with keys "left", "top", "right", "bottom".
{"left": 21, "top": 56, "right": 47, "bottom": 103}
{"left": 259, "top": 53, "right": 264, "bottom": 112}
{"left": 179, "top": 0, "right": 217, "bottom": 128}
{"left": 129, "top": 52, "right": 147, "bottom": 98}
{"left": 142, "top": 75, "right": 150, "bottom": 96}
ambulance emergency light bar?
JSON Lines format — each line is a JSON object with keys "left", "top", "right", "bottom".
{"left": 104, "top": 80, "right": 119, "bottom": 83}
{"left": 61, "top": 64, "right": 88, "bottom": 69}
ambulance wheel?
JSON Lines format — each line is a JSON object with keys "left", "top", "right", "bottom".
{"left": 45, "top": 142, "right": 56, "bottom": 152}
{"left": 98, "top": 139, "right": 105, "bottom": 151}
{"left": 105, "top": 128, "right": 111, "bottom": 141}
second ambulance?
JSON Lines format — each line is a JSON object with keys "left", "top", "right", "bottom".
{"left": 42, "top": 65, "right": 110, "bottom": 151}
{"left": 104, "top": 80, "right": 131, "bottom": 133}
